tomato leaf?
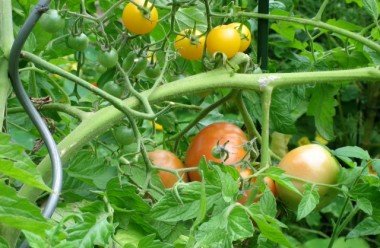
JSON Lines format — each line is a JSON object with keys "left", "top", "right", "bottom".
{"left": 0, "top": 180, "right": 52, "bottom": 236}
{"left": 195, "top": 206, "right": 254, "bottom": 247}
{"left": 0, "top": 236, "right": 9, "bottom": 248}
{"left": 137, "top": 234, "right": 172, "bottom": 248}
{"left": 297, "top": 184, "right": 320, "bottom": 220}
{"left": 151, "top": 182, "right": 222, "bottom": 222}
{"left": 357, "top": 197, "right": 373, "bottom": 215}
{"left": 250, "top": 213, "right": 291, "bottom": 247}
{"left": 333, "top": 146, "right": 371, "bottom": 161}
{"left": 66, "top": 151, "right": 117, "bottom": 189}
{"left": 307, "top": 84, "right": 340, "bottom": 141}
{"left": 60, "top": 212, "right": 113, "bottom": 248}
{"left": 259, "top": 189, "right": 277, "bottom": 218}
{"left": 263, "top": 167, "right": 302, "bottom": 196}
{"left": 372, "top": 159, "right": 380, "bottom": 176}
{"left": 337, "top": 167, "right": 362, "bottom": 185}
{"left": 347, "top": 217, "right": 380, "bottom": 238}
{"left": 0, "top": 133, "right": 50, "bottom": 191}
{"left": 363, "top": 0, "right": 379, "bottom": 21}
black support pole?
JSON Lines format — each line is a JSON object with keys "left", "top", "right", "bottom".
{"left": 257, "top": 0, "right": 269, "bottom": 71}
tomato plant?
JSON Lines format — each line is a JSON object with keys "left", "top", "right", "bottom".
{"left": 122, "top": 0, "right": 158, "bottom": 35}
{"left": 39, "top": 9, "right": 64, "bottom": 33}
{"left": 148, "top": 150, "right": 188, "bottom": 188}
{"left": 2, "top": 0, "right": 380, "bottom": 247}
{"left": 206, "top": 25, "right": 241, "bottom": 58}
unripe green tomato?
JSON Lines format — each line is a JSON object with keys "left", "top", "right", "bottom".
{"left": 122, "top": 52, "right": 147, "bottom": 76}
{"left": 276, "top": 144, "right": 341, "bottom": 210}
{"left": 67, "top": 33, "right": 89, "bottom": 51}
{"left": 103, "top": 81, "right": 123, "bottom": 98}
{"left": 98, "top": 48, "right": 119, "bottom": 68}
{"left": 96, "top": 64, "right": 108, "bottom": 74}
{"left": 39, "top": 9, "right": 65, "bottom": 33}
{"left": 114, "top": 126, "right": 135, "bottom": 146}
{"left": 145, "top": 63, "right": 161, "bottom": 78}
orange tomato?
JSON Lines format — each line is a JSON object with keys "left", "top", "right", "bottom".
{"left": 148, "top": 150, "right": 188, "bottom": 188}
{"left": 185, "top": 122, "right": 248, "bottom": 181}
{"left": 206, "top": 25, "right": 241, "bottom": 58}
{"left": 122, "top": 0, "right": 158, "bottom": 35}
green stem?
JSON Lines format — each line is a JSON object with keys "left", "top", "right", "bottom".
{"left": 173, "top": 90, "right": 236, "bottom": 152}
{"left": 0, "top": 0, "right": 14, "bottom": 132}
{"left": 260, "top": 87, "right": 273, "bottom": 168}
{"left": 314, "top": 0, "right": 330, "bottom": 21}
{"left": 235, "top": 92, "right": 281, "bottom": 161}
{"left": 235, "top": 92, "right": 260, "bottom": 140}
{"left": 224, "top": 12, "right": 380, "bottom": 53}
{"left": 7, "top": 103, "right": 90, "bottom": 121}
{"left": 22, "top": 51, "right": 156, "bottom": 119}
{"left": 0, "top": 60, "right": 10, "bottom": 132}
{"left": 0, "top": 0, "right": 14, "bottom": 58}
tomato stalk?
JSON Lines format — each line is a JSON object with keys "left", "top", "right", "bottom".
{"left": 0, "top": 0, "right": 13, "bottom": 132}
{"left": 260, "top": 86, "right": 273, "bottom": 169}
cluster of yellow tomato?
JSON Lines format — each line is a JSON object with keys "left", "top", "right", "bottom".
{"left": 122, "top": 0, "right": 252, "bottom": 60}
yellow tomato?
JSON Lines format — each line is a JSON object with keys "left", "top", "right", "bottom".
{"left": 206, "top": 25, "right": 241, "bottom": 59}
{"left": 174, "top": 29, "right": 206, "bottom": 60}
{"left": 228, "top": 23, "right": 252, "bottom": 52}
{"left": 122, "top": 0, "right": 158, "bottom": 35}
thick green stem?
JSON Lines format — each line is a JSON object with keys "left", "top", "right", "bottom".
{"left": 3, "top": 65, "right": 378, "bottom": 245}
{"left": 7, "top": 103, "right": 91, "bottom": 121}
{"left": 260, "top": 87, "right": 273, "bottom": 168}
{"left": 231, "top": 12, "right": 380, "bottom": 53}
{"left": 0, "top": 60, "right": 10, "bottom": 132}
{"left": 0, "top": 0, "right": 14, "bottom": 132}
{"left": 0, "top": 0, "right": 14, "bottom": 58}
{"left": 0, "top": 1, "right": 15, "bottom": 245}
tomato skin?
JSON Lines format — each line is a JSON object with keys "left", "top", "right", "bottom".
{"left": 103, "top": 81, "right": 123, "bottom": 98}
{"left": 276, "top": 144, "right": 341, "bottom": 210}
{"left": 174, "top": 29, "right": 205, "bottom": 60}
{"left": 123, "top": 52, "right": 148, "bottom": 76}
{"left": 39, "top": 9, "right": 65, "bottom": 33}
{"left": 67, "top": 33, "right": 89, "bottom": 51}
{"left": 122, "top": 0, "right": 158, "bottom": 35}
{"left": 228, "top": 23, "right": 252, "bottom": 52}
{"left": 206, "top": 25, "right": 241, "bottom": 59}
{"left": 114, "top": 126, "right": 134, "bottom": 146}
{"left": 145, "top": 63, "right": 161, "bottom": 78}
{"left": 98, "top": 48, "right": 119, "bottom": 68}
{"left": 148, "top": 150, "right": 189, "bottom": 188}
{"left": 238, "top": 173, "right": 277, "bottom": 204}
{"left": 185, "top": 122, "right": 248, "bottom": 181}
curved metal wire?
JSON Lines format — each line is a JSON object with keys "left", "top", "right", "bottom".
{"left": 8, "top": 0, "right": 62, "bottom": 246}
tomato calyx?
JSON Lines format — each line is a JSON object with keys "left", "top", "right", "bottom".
{"left": 211, "top": 140, "right": 230, "bottom": 161}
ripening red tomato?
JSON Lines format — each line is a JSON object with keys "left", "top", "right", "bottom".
{"left": 185, "top": 122, "right": 248, "bottom": 181}
{"left": 148, "top": 150, "right": 188, "bottom": 188}
{"left": 238, "top": 168, "right": 277, "bottom": 204}
{"left": 276, "top": 144, "right": 341, "bottom": 210}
